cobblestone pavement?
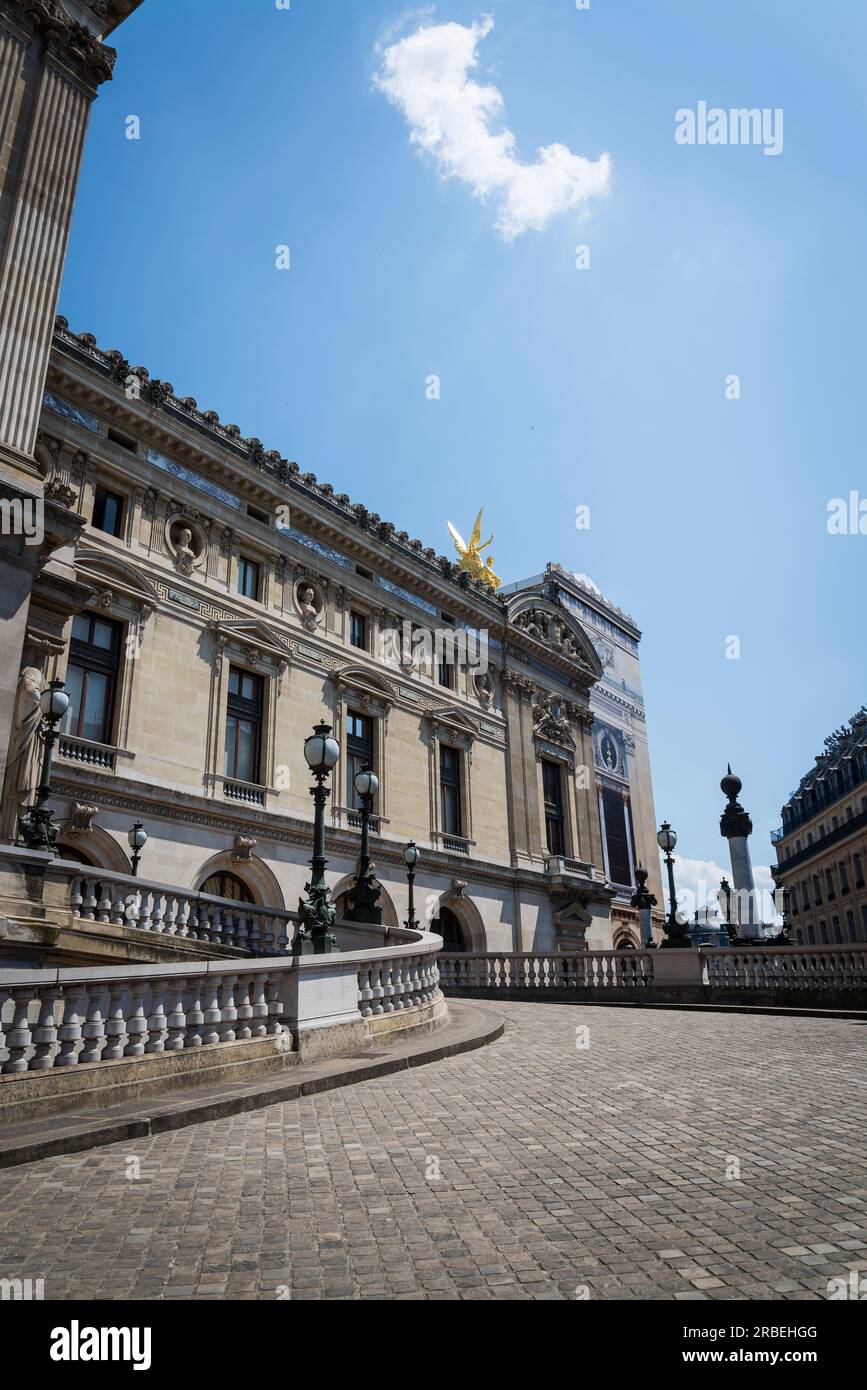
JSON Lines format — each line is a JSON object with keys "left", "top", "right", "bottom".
{"left": 1, "top": 1003, "right": 865, "bottom": 1301}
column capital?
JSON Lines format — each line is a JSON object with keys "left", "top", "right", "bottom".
{"left": 3, "top": 2, "right": 118, "bottom": 92}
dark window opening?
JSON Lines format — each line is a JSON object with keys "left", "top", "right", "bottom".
{"left": 436, "top": 906, "right": 467, "bottom": 952}
{"left": 347, "top": 711, "right": 373, "bottom": 808}
{"left": 349, "top": 612, "right": 367, "bottom": 650}
{"left": 440, "top": 745, "right": 462, "bottom": 837}
{"left": 107, "top": 428, "right": 137, "bottom": 453}
{"left": 62, "top": 612, "right": 121, "bottom": 745}
{"left": 542, "top": 758, "right": 565, "bottom": 857}
{"left": 225, "top": 667, "right": 262, "bottom": 784}
{"left": 237, "top": 556, "right": 260, "bottom": 601}
{"left": 602, "top": 785, "right": 632, "bottom": 886}
{"left": 92, "top": 486, "right": 124, "bottom": 538}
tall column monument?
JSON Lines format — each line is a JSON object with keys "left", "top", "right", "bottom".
{"left": 719, "top": 766, "right": 762, "bottom": 941}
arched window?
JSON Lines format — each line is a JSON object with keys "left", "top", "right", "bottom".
{"left": 200, "top": 872, "right": 254, "bottom": 904}
{"left": 56, "top": 843, "right": 96, "bottom": 866}
{"left": 435, "top": 906, "right": 467, "bottom": 952}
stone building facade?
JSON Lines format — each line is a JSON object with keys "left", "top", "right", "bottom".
{"left": 1, "top": 318, "right": 665, "bottom": 952}
{"left": 773, "top": 709, "right": 867, "bottom": 947}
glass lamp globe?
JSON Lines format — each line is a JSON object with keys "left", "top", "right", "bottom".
{"left": 656, "top": 823, "right": 677, "bottom": 854}
{"left": 354, "top": 767, "right": 378, "bottom": 800}
{"left": 40, "top": 681, "right": 69, "bottom": 721}
{"left": 403, "top": 841, "right": 420, "bottom": 869}
{"left": 304, "top": 722, "right": 340, "bottom": 772}
{"left": 128, "top": 822, "right": 148, "bottom": 851}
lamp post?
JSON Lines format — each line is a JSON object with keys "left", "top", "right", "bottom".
{"left": 346, "top": 767, "right": 382, "bottom": 924}
{"left": 18, "top": 680, "right": 69, "bottom": 854}
{"left": 403, "top": 841, "right": 420, "bottom": 929}
{"left": 656, "top": 821, "right": 691, "bottom": 948}
{"left": 293, "top": 721, "right": 340, "bottom": 955}
{"left": 128, "top": 822, "right": 148, "bottom": 877}
{"left": 719, "top": 876, "right": 735, "bottom": 944}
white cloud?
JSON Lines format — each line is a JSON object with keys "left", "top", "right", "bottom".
{"left": 373, "top": 14, "right": 611, "bottom": 241}
{"left": 669, "top": 854, "right": 781, "bottom": 925}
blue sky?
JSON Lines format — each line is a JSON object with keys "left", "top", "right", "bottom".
{"left": 59, "top": 0, "right": 867, "bottom": 900}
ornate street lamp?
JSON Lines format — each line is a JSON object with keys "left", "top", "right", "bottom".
{"left": 346, "top": 767, "right": 382, "bottom": 924}
{"left": 656, "top": 821, "right": 691, "bottom": 948}
{"left": 128, "top": 822, "right": 148, "bottom": 877}
{"left": 293, "top": 721, "right": 341, "bottom": 955}
{"left": 403, "top": 841, "right": 420, "bottom": 929}
{"left": 18, "top": 680, "right": 69, "bottom": 854}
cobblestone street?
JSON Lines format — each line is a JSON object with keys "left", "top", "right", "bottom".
{"left": 1, "top": 1003, "right": 865, "bottom": 1301}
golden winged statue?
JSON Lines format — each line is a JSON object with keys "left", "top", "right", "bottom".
{"left": 447, "top": 509, "right": 501, "bottom": 593}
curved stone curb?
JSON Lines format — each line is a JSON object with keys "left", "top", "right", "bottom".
{"left": 0, "top": 1002, "right": 505, "bottom": 1171}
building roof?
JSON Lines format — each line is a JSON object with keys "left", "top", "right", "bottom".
{"left": 782, "top": 707, "right": 867, "bottom": 814}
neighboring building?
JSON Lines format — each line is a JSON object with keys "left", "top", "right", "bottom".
{"left": 773, "top": 708, "right": 867, "bottom": 946}
{"left": 0, "top": 319, "right": 665, "bottom": 953}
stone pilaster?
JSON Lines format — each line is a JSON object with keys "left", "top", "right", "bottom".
{"left": 501, "top": 669, "right": 541, "bottom": 867}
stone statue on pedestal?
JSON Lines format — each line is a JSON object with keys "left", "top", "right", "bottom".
{"left": 0, "top": 667, "right": 46, "bottom": 843}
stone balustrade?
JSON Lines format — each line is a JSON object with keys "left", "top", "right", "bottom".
{"left": 439, "top": 950, "right": 655, "bottom": 992}
{"left": 702, "top": 944, "right": 867, "bottom": 991}
{"left": 0, "top": 929, "right": 444, "bottom": 1075}
{"left": 68, "top": 866, "right": 296, "bottom": 954}
{"left": 439, "top": 944, "right": 867, "bottom": 1001}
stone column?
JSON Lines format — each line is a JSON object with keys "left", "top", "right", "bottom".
{"left": 0, "top": 0, "right": 140, "bottom": 800}
{"left": 720, "top": 766, "right": 762, "bottom": 941}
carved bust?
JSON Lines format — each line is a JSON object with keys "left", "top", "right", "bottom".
{"left": 296, "top": 582, "right": 322, "bottom": 632}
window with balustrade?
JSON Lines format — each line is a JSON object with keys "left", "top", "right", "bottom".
{"left": 440, "top": 745, "right": 462, "bottom": 838}
{"left": 542, "top": 759, "right": 565, "bottom": 856}
{"left": 225, "top": 668, "right": 262, "bottom": 785}
{"left": 347, "top": 710, "right": 373, "bottom": 808}
{"left": 62, "top": 613, "right": 122, "bottom": 745}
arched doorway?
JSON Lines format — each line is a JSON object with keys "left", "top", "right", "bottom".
{"left": 434, "top": 905, "right": 468, "bottom": 952}
{"left": 199, "top": 872, "right": 254, "bottom": 903}
{"left": 56, "top": 843, "right": 97, "bottom": 866}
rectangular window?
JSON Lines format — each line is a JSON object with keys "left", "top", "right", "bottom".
{"left": 839, "top": 860, "right": 850, "bottom": 892}
{"left": 92, "top": 486, "right": 124, "bottom": 538}
{"left": 602, "top": 785, "right": 633, "bottom": 887}
{"left": 438, "top": 655, "right": 454, "bottom": 688}
{"left": 846, "top": 909, "right": 856, "bottom": 942}
{"left": 349, "top": 611, "right": 367, "bottom": 650}
{"left": 813, "top": 874, "right": 822, "bottom": 905}
{"left": 854, "top": 852, "right": 864, "bottom": 888}
{"left": 440, "top": 745, "right": 462, "bottom": 838}
{"left": 861, "top": 904, "right": 867, "bottom": 942}
{"left": 825, "top": 867, "right": 836, "bottom": 900}
{"left": 542, "top": 759, "right": 565, "bottom": 857}
{"left": 346, "top": 711, "right": 373, "bottom": 808}
{"left": 237, "top": 557, "right": 260, "bottom": 601}
{"left": 62, "top": 613, "right": 121, "bottom": 744}
{"left": 225, "top": 667, "right": 262, "bottom": 784}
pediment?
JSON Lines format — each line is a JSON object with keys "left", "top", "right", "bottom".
{"left": 209, "top": 616, "right": 292, "bottom": 663}
{"left": 332, "top": 664, "right": 398, "bottom": 705}
{"left": 506, "top": 591, "right": 603, "bottom": 679}
{"left": 426, "top": 704, "right": 479, "bottom": 737}
{"left": 75, "top": 548, "right": 161, "bottom": 607}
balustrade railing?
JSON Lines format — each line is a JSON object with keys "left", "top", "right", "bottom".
{"left": 702, "top": 944, "right": 867, "bottom": 991}
{"left": 0, "top": 931, "right": 443, "bottom": 1074}
{"left": 439, "top": 945, "right": 867, "bottom": 994}
{"left": 439, "top": 951, "right": 654, "bottom": 991}
{"left": 67, "top": 866, "right": 295, "bottom": 954}
{"left": 358, "top": 952, "right": 440, "bottom": 1016}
